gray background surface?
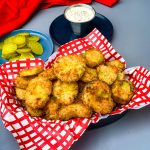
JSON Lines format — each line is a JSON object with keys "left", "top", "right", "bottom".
{"left": 0, "top": 0, "right": 150, "bottom": 150}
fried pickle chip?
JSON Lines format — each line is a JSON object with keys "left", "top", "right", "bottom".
{"left": 82, "top": 92, "right": 115, "bottom": 114}
{"left": 19, "top": 67, "right": 43, "bottom": 77}
{"left": 111, "top": 80, "right": 134, "bottom": 104}
{"left": 83, "top": 80, "right": 111, "bottom": 99}
{"left": 106, "top": 60, "right": 125, "bottom": 71}
{"left": 44, "top": 97, "right": 59, "bottom": 120}
{"left": 83, "top": 48, "right": 104, "bottom": 67}
{"left": 97, "top": 64, "right": 118, "bottom": 85}
{"left": 80, "top": 67, "right": 98, "bottom": 82}
{"left": 16, "top": 88, "right": 26, "bottom": 100}
{"left": 38, "top": 67, "right": 56, "bottom": 80}
{"left": 15, "top": 76, "right": 30, "bottom": 89}
{"left": 25, "top": 77, "right": 52, "bottom": 109}
{"left": 117, "top": 71, "right": 125, "bottom": 80}
{"left": 81, "top": 80, "right": 114, "bottom": 114}
{"left": 25, "top": 105, "right": 43, "bottom": 117}
{"left": 53, "top": 55, "right": 86, "bottom": 82}
{"left": 58, "top": 103, "right": 92, "bottom": 120}
{"left": 53, "top": 80, "right": 78, "bottom": 105}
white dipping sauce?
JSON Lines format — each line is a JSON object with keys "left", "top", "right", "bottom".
{"left": 65, "top": 5, "right": 95, "bottom": 23}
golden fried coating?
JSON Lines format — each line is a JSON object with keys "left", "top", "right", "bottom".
{"left": 15, "top": 76, "right": 30, "bottom": 89}
{"left": 106, "top": 60, "right": 125, "bottom": 71}
{"left": 16, "top": 88, "right": 26, "bottom": 100}
{"left": 97, "top": 64, "right": 118, "bottom": 85}
{"left": 25, "top": 77, "right": 52, "bottom": 109}
{"left": 53, "top": 55, "right": 86, "bottom": 82}
{"left": 19, "top": 66, "right": 43, "bottom": 77}
{"left": 38, "top": 67, "right": 56, "bottom": 80}
{"left": 25, "top": 105, "right": 43, "bottom": 117}
{"left": 111, "top": 80, "right": 134, "bottom": 104}
{"left": 83, "top": 80, "right": 111, "bottom": 99}
{"left": 117, "top": 71, "right": 125, "bottom": 80}
{"left": 80, "top": 67, "right": 98, "bottom": 82}
{"left": 81, "top": 80, "right": 114, "bottom": 114}
{"left": 83, "top": 48, "right": 104, "bottom": 68}
{"left": 53, "top": 80, "right": 78, "bottom": 105}
{"left": 44, "top": 97, "right": 59, "bottom": 120}
{"left": 84, "top": 95, "right": 115, "bottom": 114}
{"left": 58, "top": 103, "right": 92, "bottom": 120}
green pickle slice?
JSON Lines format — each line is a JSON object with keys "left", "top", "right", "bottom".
{"left": 27, "top": 36, "right": 40, "bottom": 42}
{"left": 28, "top": 41, "right": 43, "bottom": 55}
{"left": 19, "top": 52, "right": 35, "bottom": 59}
{"left": 2, "top": 43, "right": 17, "bottom": 59}
{"left": 4, "top": 36, "right": 15, "bottom": 44}
{"left": 17, "top": 32, "right": 30, "bottom": 37}
{"left": 1, "top": 32, "right": 44, "bottom": 61}
{"left": 16, "top": 48, "right": 31, "bottom": 54}
{"left": 17, "top": 43, "right": 26, "bottom": 48}
{"left": 9, "top": 54, "right": 20, "bottom": 62}
{"left": 13, "top": 35, "right": 26, "bottom": 46}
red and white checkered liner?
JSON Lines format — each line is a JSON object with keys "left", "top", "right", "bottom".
{"left": 0, "top": 28, "right": 150, "bottom": 150}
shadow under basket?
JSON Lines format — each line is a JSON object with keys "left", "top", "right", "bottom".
{"left": 88, "top": 111, "right": 127, "bottom": 130}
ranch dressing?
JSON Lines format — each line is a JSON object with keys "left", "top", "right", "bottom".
{"left": 65, "top": 4, "right": 95, "bottom": 23}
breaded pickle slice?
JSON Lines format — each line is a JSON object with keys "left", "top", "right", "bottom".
{"left": 16, "top": 88, "right": 26, "bottom": 100}
{"left": 27, "top": 36, "right": 40, "bottom": 42}
{"left": 25, "top": 105, "right": 43, "bottom": 117}
{"left": 106, "top": 60, "right": 125, "bottom": 71}
{"left": 13, "top": 35, "right": 26, "bottom": 46}
{"left": 58, "top": 103, "right": 92, "bottom": 120}
{"left": 44, "top": 97, "right": 59, "bottom": 120}
{"left": 97, "top": 64, "right": 118, "bottom": 85}
{"left": 14, "top": 76, "right": 30, "bottom": 89}
{"left": 111, "top": 80, "right": 134, "bottom": 104}
{"left": 53, "top": 80, "right": 78, "bottom": 105}
{"left": 19, "top": 52, "right": 35, "bottom": 60}
{"left": 84, "top": 48, "right": 104, "bottom": 68}
{"left": 19, "top": 67, "right": 44, "bottom": 77}
{"left": 80, "top": 67, "right": 98, "bottom": 82}
{"left": 16, "top": 48, "right": 31, "bottom": 54}
{"left": 2, "top": 43, "right": 17, "bottom": 59}
{"left": 117, "top": 71, "right": 125, "bottom": 80}
{"left": 54, "top": 55, "right": 86, "bottom": 82}
{"left": 25, "top": 77, "right": 52, "bottom": 109}
{"left": 28, "top": 41, "right": 43, "bottom": 55}
{"left": 38, "top": 67, "right": 56, "bottom": 80}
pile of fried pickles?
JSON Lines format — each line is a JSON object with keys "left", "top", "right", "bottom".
{"left": 14, "top": 47, "right": 134, "bottom": 121}
{"left": 0, "top": 32, "right": 43, "bottom": 62}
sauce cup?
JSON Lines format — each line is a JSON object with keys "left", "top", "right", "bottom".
{"left": 64, "top": 4, "right": 96, "bottom": 35}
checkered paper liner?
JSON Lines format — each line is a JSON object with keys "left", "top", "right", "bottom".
{"left": 0, "top": 28, "right": 150, "bottom": 150}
